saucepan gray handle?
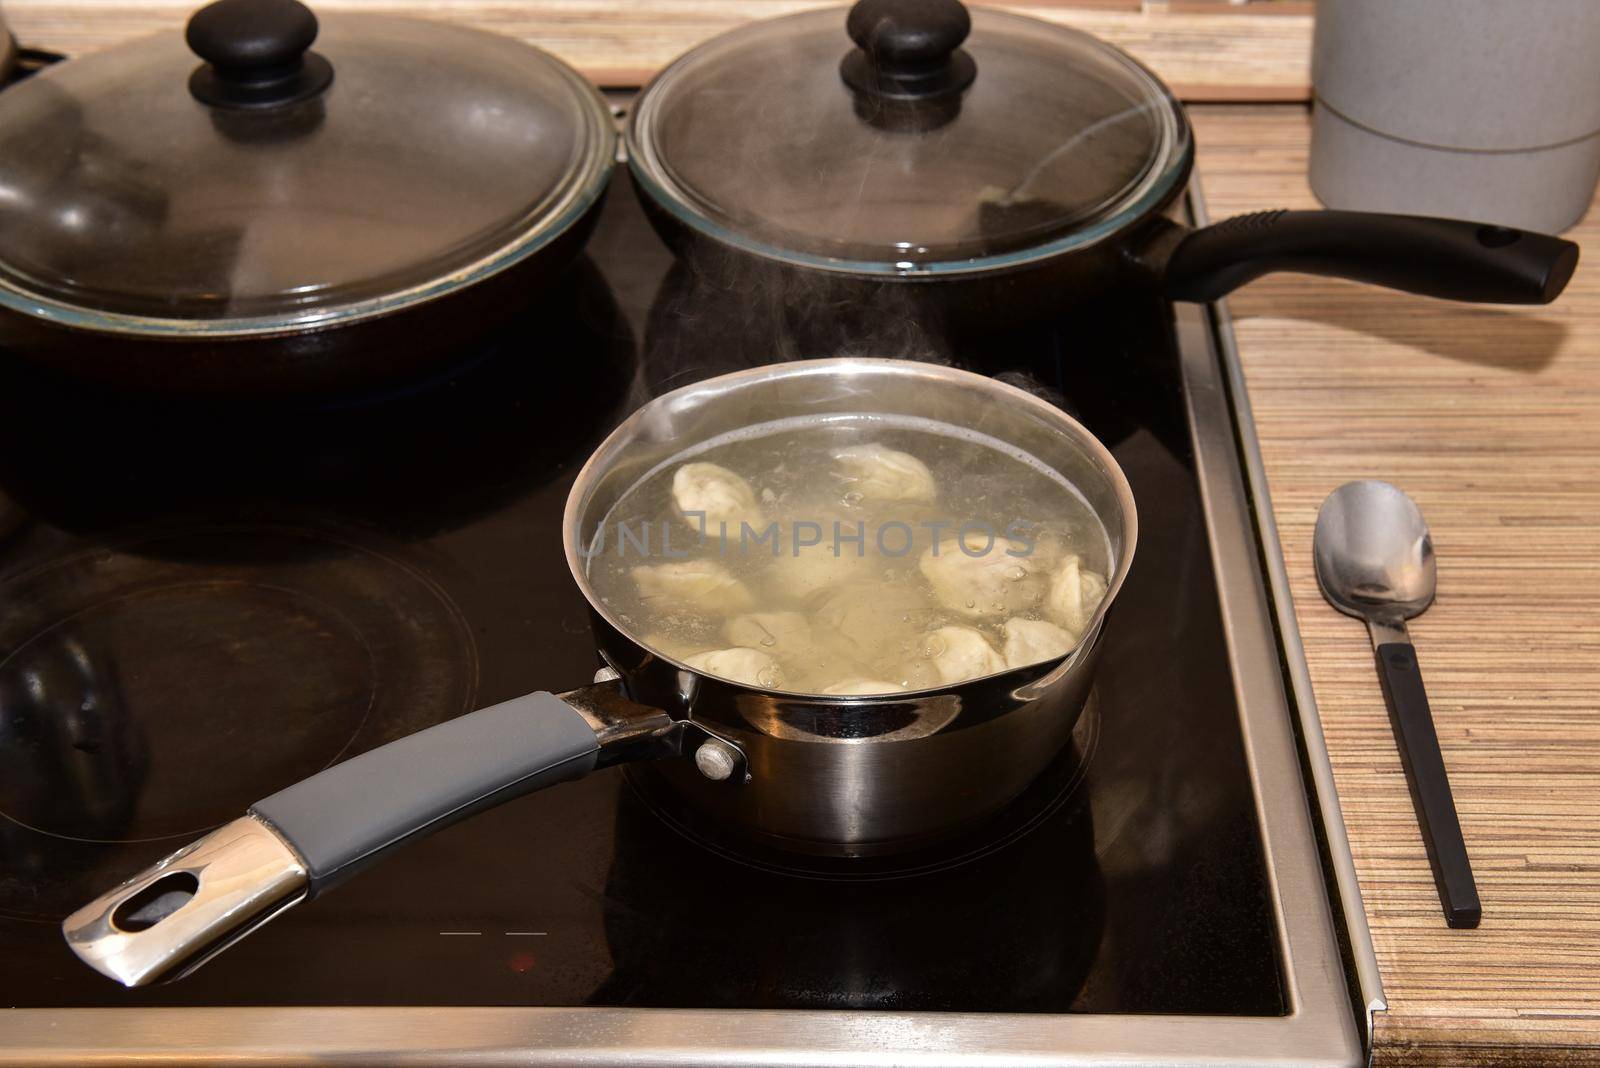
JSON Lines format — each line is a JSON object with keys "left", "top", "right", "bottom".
{"left": 61, "top": 691, "right": 616, "bottom": 988}
{"left": 252, "top": 692, "right": 601, "bottom": 895}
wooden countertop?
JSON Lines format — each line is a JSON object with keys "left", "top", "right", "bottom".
{"left": 1192, "top": 106, "right": 1600, "bottom": 1066}
{"left": 6, "top": 4, "right": 1599, "bottom": 1063}
{"left": 1, "top": 0, "right": 1314, "bottom": 99}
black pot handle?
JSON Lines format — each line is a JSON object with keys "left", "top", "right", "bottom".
{"left": 1161, "top": 210, "right": 1579, "bottom": 305}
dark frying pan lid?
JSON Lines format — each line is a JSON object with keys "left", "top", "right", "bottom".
{"left": 626, "top": 0, "right": 1192, "bottom": 277}
{"left": 0, "top": 0, "right": 614, "bottom": 333}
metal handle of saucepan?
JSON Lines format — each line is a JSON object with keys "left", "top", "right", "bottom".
{"left": 61, "top": 680, "right": 745, "bottom": 987}
{"left": 1158, "top": 209, "right": 1580, "bottom": 305}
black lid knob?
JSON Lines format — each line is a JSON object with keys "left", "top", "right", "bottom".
{"left": 187, "top": 0, "right": 333, "bottom": 109}
{"left": 840, "top": 0, "right": 976, "bottom": 102}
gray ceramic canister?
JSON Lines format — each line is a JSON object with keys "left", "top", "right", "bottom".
{"left": 1311, "top": 0, "right": 1600, "bottom": 233}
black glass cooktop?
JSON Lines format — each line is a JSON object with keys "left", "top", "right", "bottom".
{"left": 0, "top": 175, "right": 1284, "bottom": 1014}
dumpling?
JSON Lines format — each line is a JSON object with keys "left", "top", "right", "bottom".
{"left": 632, "top": 559, "right": 754, "bottom": 616}
{"left": 834, "top": 443, "right": 937, "bottom": 503}
{"left": 683, "top": 647, "right": 783, "bottom": 689}
{"left": 1013, "top": 528, "right": 1068, "bottom": 571}
{"left": 639, "top": 631, "right": 709, "bottom": 663}
{"left": 810, "top": 584, "right": 944, "bottom": 691}
{"left": 917, "top": 534, "right": 1046, "bottom": 620}
{"left": 1044, "top": 554, "right": 1109, "bottom": 635}
{"left": 764, "top": 538, "right": 872, "bottom": 600}
{"left": 811, "top": 582, "right": 936, "bottom": 665}
{"left": 923, "top": 625, "right": 1006, "bottom": 684}
{"left": 728, "top": 610, "right": 880, "bottom": 692}
{"left": 672, "top": 462, "right": 763, "bottom": 534}
{"left": 822, "top": 678, "right": 903, "bottom": 696}
{"left": 725, "top": 610, "right": 812, "bottom": 653}
{"left": 1001, "top": 617, "right": 1075, "bottom": 669}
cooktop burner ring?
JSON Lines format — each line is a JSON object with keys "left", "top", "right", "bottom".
{"left": 624, "top": 692, "right": 1100, "bottom": 881}
{"left": 0, "top": 577, "right": 381, "bottom": 845}
{"left": 0, "top": 524, "right": 479, "bottom": 921}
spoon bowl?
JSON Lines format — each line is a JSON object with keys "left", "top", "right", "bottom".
{"left": 1313, "top": 479, "right": 1436, "bottom": 622}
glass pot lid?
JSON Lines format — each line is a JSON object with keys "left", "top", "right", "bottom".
{"left": 627, "top": 0, "right": 1192, "bottom": 276}
{"left": 0, "top": 0, "right": 615, "bottom": 331}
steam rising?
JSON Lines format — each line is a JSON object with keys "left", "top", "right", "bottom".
{"left": 644, "top": 250, "right": 957, "bottom": 394}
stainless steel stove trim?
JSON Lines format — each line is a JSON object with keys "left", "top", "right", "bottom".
{"left": 0, "top": 184, "right": 1368, "bottom": 1067}
{"left": 1187, "top": 182, "right": 1388, "bottom": 1047}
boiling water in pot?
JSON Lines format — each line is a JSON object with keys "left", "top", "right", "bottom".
{"left": 585, "top": 416, "right": 1111, "bottom": 695}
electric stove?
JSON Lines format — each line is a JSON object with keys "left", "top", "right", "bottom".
{"left": 0, "top": 171, "right": 1381, "bottom": 1065}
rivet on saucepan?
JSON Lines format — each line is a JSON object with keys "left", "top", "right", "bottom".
{"left": 694, "top": 739, "right": 739, "bottom": 782}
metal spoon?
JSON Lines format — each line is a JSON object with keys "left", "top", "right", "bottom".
{"left": 1314, "top": 480, "right": 1481, "bottom": 928}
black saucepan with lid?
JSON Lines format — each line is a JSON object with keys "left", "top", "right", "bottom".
{"left": 0, "top": 0, "right": 615, "bottom": 395}
{"left": 625, "top": 0, "right": 1578, "bottom": 325}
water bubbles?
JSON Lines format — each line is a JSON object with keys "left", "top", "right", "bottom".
{"left": 841, "top": 490, "right": 865, "bottom": 508}
{"left": 756, "top": 665, "right": 781, "bottom": 689}
{"left": 1004, "top": 565, "right": 1028, "bottom": 582}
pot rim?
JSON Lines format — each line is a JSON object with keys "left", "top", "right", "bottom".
{"left": 562, "top": 356, "right": 1139, "bottom": 702}
{"left": 624, "top": 6, "right": 1194, "bottom": 280}
{"left": 0, "top": 27, "right": 617, "bottom": 340}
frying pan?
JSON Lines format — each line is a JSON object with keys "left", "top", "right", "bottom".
{"left": 625, "top": 0, "right": 1580, "bottom": 329}
{"left": 63, "top": 358, "right": 1135, "bottom": 987}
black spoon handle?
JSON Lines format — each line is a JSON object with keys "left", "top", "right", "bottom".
{"left": 1374, "top": 641, "right": 1482, "bottom": 928}
{"left": 1162, "top": 210, "right": 1579, "bottom": 305}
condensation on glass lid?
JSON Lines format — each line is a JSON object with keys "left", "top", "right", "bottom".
{"left": 626, "top": 6, "right": 1187, "bottom": 269}
{"left": 584, "top": 414, "right": 1112, "bottom": 696}
{"left": 0, "top": 16, "right": 614, "bottom": 323}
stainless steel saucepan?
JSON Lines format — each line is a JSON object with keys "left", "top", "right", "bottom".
{"left": 62, "top": 358, "right": 1136, "bottom": 987}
